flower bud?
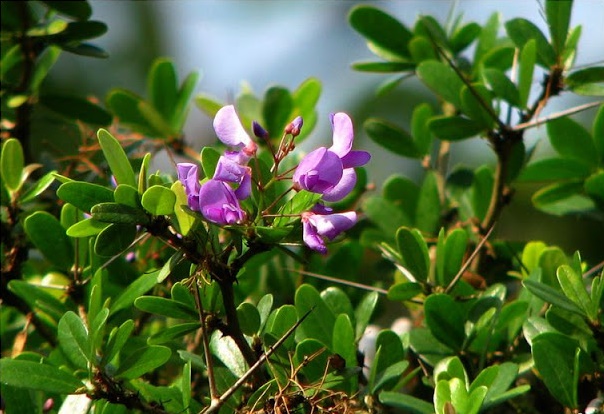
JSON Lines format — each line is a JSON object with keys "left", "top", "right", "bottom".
{"left": 252, "top": 121, "right": 269, "bottom": 139}
{"left": 285, "top": 116, "right": 303, "bottom": 137}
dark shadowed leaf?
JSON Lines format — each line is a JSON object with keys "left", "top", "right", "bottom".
{"left": 547, "top": 117, "right": 598, "bottom": 167}
{"left": 294, "top": 284, "right": 335, "bottom": 346}
{"left": 417, "top": 61, "right": 464, "bottom": 107}
{"left": 40, "top": 1, "right": 92, "bottom": 20}
{"left": 532, "top": 181, "right": 595, "bottom": 215}
{"left": 364, "top": 118, "right": 420, "bottom": 158}
{"left": 379, "top": 391, "right": 434, "bottom": 413}
{"left": 388, "top": 282, "right": 423, "bottom": 301}
{"left": 94, "top": 223, "right": 137, "bottom": 257}
{"left": 396, "top": 227, "right": 430, "bottom": 282}
{"left": 424, "top": 294, "right": 465, "bottom": 351}
{"left": 24, "top": 211, "right": 73, "bottom": 270}
{"left": 115, "top": 345, "right": 171, "bottom": 379}
{"left": 519, "top": 158, "right": 592, "bottom": 182}
{"left": 39, "top": 94, "right": 111, "bottom": 126}
{"left": 351, "top": 61, "right": 415, "bottom": 73}
{"left": 262, "top": 87, "right": 293, "bottom": 138}
{"left": 429, "top": 116, "right": 485, "bottom": 141}
{"left": 0, "top": 359, "right": 83, "bottom": 394}
{"left": 91, "top": 202, "right": 149, "bottom": 225}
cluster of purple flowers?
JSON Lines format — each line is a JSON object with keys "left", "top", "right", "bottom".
{"left": 177, "top": 105, "right": 370, "bottom": 254}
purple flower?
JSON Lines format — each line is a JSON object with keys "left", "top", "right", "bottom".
{"left": 177, "top": 163, "right": 202, "bottom": 210}
{"left": 301, "top": 211, "right": 357, "bottom": 254}
{"left": 197, "top": 179, "right": 246, "bottom": 225}
{"left": 285, "top": 116, "right": 304, "bottom": 137}
{"left": 213, "top": 105, "right": 257, "bottom": 161}
{"left": 293, "top": 112, "right": 370, "bottom": 202}
{"left": 213, "top": 153, "right": 252, "bottom": 200}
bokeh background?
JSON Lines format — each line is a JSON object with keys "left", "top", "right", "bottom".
{"left": 45, "top": 0, "right": 604, "bottom": 262}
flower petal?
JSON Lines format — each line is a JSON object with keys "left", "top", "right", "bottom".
{"left": 198, "top": 179, "right": 245, "bottom": 225}
{"left": 302, "top": 219, "right": 327, "bottom": 254}
{"left": 234, "top": 168, "right": 252, "bottom": 200}
{"left": 309, "top": 211, "right": 357, "bottom": 240}
{"left": 213, "top": 105, "right": 252, "bottom": 148}
{"left": 214, "top": 155, "right": 247, "bottom": 182}
{"left": 293, "top": 147, "right": 343, "bottom": 194}
{"left": 329, "top": 112, "right": 354, "bottom": 158}
{"left": 177, "top": 163, "right": 201, "bottom": 200}
{"left": 322, "top": 168, "right": 357, "bottom": 202}
{"left": 341, "top": 150, "right": 371, "bottom": 169}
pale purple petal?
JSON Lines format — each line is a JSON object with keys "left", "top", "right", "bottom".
{"left": 322, "top": 168, "right": 357, "bottom": 202}
{"left": 341, "top": 150, "right": 371, "bottom": 169}
{"left": 329, "top": 112, "right": 354, "bottom": 158}
{"left": 234, "top": 169, "right": 252, "bottom": 200}
{"left": 309, "top": 211, "right": 357, "bottom": 240}
{"left": 198, "top": 179, "right": 245, "bottom": 225}
{"left": 302, "top": 219, "right": 327, "bottom": 254}
{"left": 293, "top": 147, "right": 343, "bottom": 194}
{"left": 285, "top": 116, "right": 304, "bottom": 136}
{"left": 177, "top": 163, "right": 201, "bottom": 210}
{"left": 213, "top": 105, "right": 252, "bottom": 149}
{"left": 214, "top": 155, "right": 247, "bottom": 183}
{"left": 312, "top": 203, "right": 333, "bottom": 215}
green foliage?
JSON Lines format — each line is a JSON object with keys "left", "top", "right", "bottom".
{"left": 2, "top": 1, "right": 603, "bottom": 413}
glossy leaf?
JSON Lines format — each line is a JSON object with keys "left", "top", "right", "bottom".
{"left": 105, "top": 89, "right": 156, "bottom": 136}
{"left": 483, "top": 68, "right": 520, "bottom": 106}
{"left": 110, "top": 270, "right": 160, "bottom": 315}
{"left": 135, "top": 296, "right": 198, "bottom": 320}
{"left": 436, "top": 228, "right": 469, "bottom": 287}
{"left": 424, "top": 294, "right": 465, "bottom": 351}
{"left": 369, "top": 330, "right": 405, "bottom": 392}
{"left": 349, "top": 5, "right": 412, "bottom": 60}
{"left": 388, "top": 282, "right": 423, "bottom": 302}
{"left": 460, "top": 83, "right": 496, "bottom": 128}
{"left": 585, "top": 171, "right": 604, "bottom": 202}
{"left": 382, "top": 174, "right": 419, "bottom": 223}
{"left": 210, "top": 332, "right": 248, "bottom": 377}
{"left": 40, "top": 1, "right": 92, "bottom": 20}
{"left": 379, "top": 391, "right": 434, "bottom": 413}
{"left": 354, "top": 291, "right": 378, "bottom": 340}
{"left": 115, "top": 345, "right": 171, "bottom": 379}
{"left": 396, "top": 227, "right": 430, "bottom": 282}
{"left": 557, "top": 264, "right": 596, "bottom": 321}
{"left": 450, "top": 22, "right": 481, "bottom": 54}
{"left": 30, "top": 46, "right": 62, "bottom": 91}
{"left": 474, "top": 13, "right": 500, "bottom": 64}
{"left": 532, "top": 181, "right": 595, "bottom": 215}
{"left": 148, "top": 322, "right": 200, "bottom": 345}
{"left": 523, "top": 279, "right": 584, "bottom": 316}
{"left": 20, "top": 170, "right": 57, "bottom": 204}
{"left": 545, "top": 0, "right": 573, "bottom": 56}
{"left": 57, "top": 181, "right": 114, "bottom": 213}
{"left": 332, "top": 314, "right": 357, "bottom": 374}
{"left": 8, "top": 280, "right": 67, "bottom": 322}
{"left": 0, "top": 359, "right": 83, "bottom": 394}
{"left": 141, "top": 185, "right": 176, "bottom": 216}
{"left": 565, "top": 67, "right": 604, "bottom": 96}
{"left": 24, "top": 211, "right": 73, "bottom": 270}
{"left": 97, "top": 129, "right": 136, "bottom": 187}
{"left": 103, "top": 319, "right": 134, "bottom": 365}
{"left": 362, "top": 196, "right": 410, "bottom": 237}
{"left": 148, "top": 58, "right": 178, "bottom": 122}
{"left": 114, "top": 183, "right": 140, "bottom": 208}
{"left": 236, "top": 302, "right": 261, "bottom": 336}
{"left": 505, "top": 18, "right": 556, "bottom": 68}
{"left": 262, "top": 86, "right": 293, "bottom": 138}
{"left": 518, "top": 39, "right": 536, "bottom": 108}
{"left": 594, "top": 104, "right": 604, "bottom": 162}
{"left": 429, "top": 116, "right": 485, "bottom": 141}
{"left": 1, "top": 138, "right": 24, "bottom": 192}
{"left": 417, "top": 61, "right": 464, "bottom": 107}
{"left": 519, "top": 157, "right": 592, "bottom": 182}
{"left": 194, "top": 93, "right": 223, "bottom": 118}
{"left": 351, "top": 61, "right": 416, "bottom": 73}
{"left": 294, "top": 284, "right": 336, "bottom": 346}
{"left": 94, "top": 223, "right": 137, "bottom": 257}
{"left": 409, "top": 36, "right": 437, "bottom": 63}
{"left": 91, "top": 202, "right": 149, "bottom": 225}
{"left": 201, "top": 146, "right": 220, "bottom": 179}
{"left": 415, "top": 170, "right": 440, "bottom": 234}
{"left": 547, "top": 117, "right": 598, "bottom": 167}
{"left": 58, "top": 311, "right": 90, "bottom": 369}
{"left": 364, "top": 118, "right": 420, "bottom": 158}
{"left": 411, "top": 103, "right": 434, "bottom": 156}
{"left": 171, "top": 71, "right": 200, "bottom": 131}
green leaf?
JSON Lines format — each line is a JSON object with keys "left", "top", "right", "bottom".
{"left": 482, "top": 46, "right": 516, "bottom": 71}
{"left": 348, "top": 5, "right": 412, "bottom": 60}
{"left": 460, "top": 83, "right": 496, "bottom": 128}
{"left": 388, "top": 282, "right": 423, "bottom": 302}
{"left": 523, "top": 279, "right": 584, "bottom": 316}
{"left": 557, "top": 265, "right": 595, "bottom": 321}
{"left": 171, "top": 71, "right": 200, "bottom": 132}
{"left": 294, "top": 339, "right": 329, "bottom": 382}
{"left": 8, "top": 280, "right": 68, "bottom": 322}
{"left": 362, "top": 196, "right": 411, "bottom": 237}
{"left": 379, "top": 391, "right": 434, "bottom": 414}
{"left": 66, "top": 218, "right": 109, "bottom": 237}
{"left": 372, "top": 360, "right": 410, "bottom": 394}
{"left": 351, "top": 61, "right": 416, "bottom": 73}
{"left": 482, "top": 68, "right": 520, "bottom": 106}
{"left": 408, "top": 36, "right": 437, "bottom": 63}
{"left": 40, "top": 1, "right": 92, "bottom": 20}
{"left": 194, "top": 93, "right": 223, "bottom": 118}
{"left": 61, "top": 42, "right": 108, "bottom": 58}
{"left": 0, "top": 359, "right": 83, "bottom": 394}
{"left": 585, "top": 171, "right": 604, "bottom": 202}
{"left": 134, "top": 296, "right": 198, "bottom": 320}
{"left": 237, "top": 302, "right": 261, "bottom": 336}
{"left": 105, "top": 89, "right": 156, "bottom": 136}
{"left": 424, "top": 294, "right": 465, "bottom": 351}
{"left": 354, "top": 291, "right": 379, "bottom": 340}
{"left": 39, "top": 94, "right": 111, "bottom": 125}
{"left": 415, "top": 170, "right": 441, "bottom": 234}
{"left": 141, "top": 185, "right": 176, "bottom": 216}
{"left": 1, "top": 138, "right": 24, "bottom": 193}
{"left": 321, "top": 286, "right": 355, "bottom": 324}
{"left": 474, "top": 13, "right": 500, "bottom": 64}
{"left": 115, "top": 345, "right": 171, "bottom": 379}
{"left": 147, "top": 58, "right": 178, "bottom": 122}
{"left": 450, "top": 22, "right": 481, "bottom": 54}
{"left": 148, "top": 322, "right": 200, "bottom": 345}
{"left": 471, "top": 166, "right": 494, "bottom": 221}
{"left": 332, "top": 314, "right": 357, "bottom": 375}
{"left": 505, "top": 18, "right": 556, "bottom": 68}
{"left": 103, "top": 319, "right": 134, "bottom": 364}
{"left": 264, "top": 304, "right": 298, "bottom": 349}
{"left": 532, "top": 181, "right": 595, "bottom": 215}
{"left": 24, "top": 211, "right": 73, "bottom": 270}
{"left": 210, "top": 332, "right": 248, "bottom": 377}
{"left": 110, "top": 270, "right": 160, "bottom": 315}
{"left": 519, "top": 157, "right": 592, "bottom": 182}
{"left": 262, "top": 86, "right": 293, "bottom": 138}
{"left": 97, "top": 129, "right": 137, "bottom": 187}
{"left": 396, "top": 227, "right": 430, "bottom": 282}
{"left": 19, "top": 170, "right": 57, "bottom": 204}
{"left": 294, "top": 284, "right": 336, "bottom": 346}
{"left": 547, "top": 117, "right": 598, "bottom": 167}
{"left": 58, "top": 311, "right": 90, "bottom": 369}
{"left": 417, "top": 61, "right": 464, "bottom": 107}
{"left": 411, "top": 103, "right": 434, "bottom": 156}
{"left": 114, "top": 183, "right": 141, "bottom": 208}
{"left": 566, "top": 67, "right": 604, "bottom": 96}
{"left": 518, "top": 39, "right": 536, "bottom": 108}
{"left": 545, "top": 0, "right": 573, "bottom": 57}
{"left": 30, "top": 46, "right": 62, "bottom": 91}
{"left": 429, "top": 116, "right": 485, "bottom": 141}
{"left": 201, "top": 146, "right": 220, "bottom": 178}
{"left": 137, "top": 100, "right": 176, "bottom": 138}
{"left": 436, "top": 228, "right": 469, "bottom": 287}
{"left": 94, "top": 223, "right": 137, "bottom": 257}
{"left": 364, "top": 118, "right": 419, "bottom": 158}
{"left": 382, "top": 175, "right": 419, "bottom": 223}
{"left": 57, "top": 181, "right": 114, "bottom": 213}
{"left": 532, "top": 333, "right": 580, "bottom": 409}
{"left": 593, "top": 104, "right": 604, "bottom": 162}
{"left": 91, "top": 202, "right": 149, "bottom": 225}
{"left": 369, "top": 330, "right": 405, "bottom": 392}
{"left": 274, "top": 190, "right": 322, "bottom": 227}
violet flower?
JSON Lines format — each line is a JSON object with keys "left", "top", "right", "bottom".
{"left": 213, "top": 152, "right": 252, "bottom": 200}
{"left": 293, "top": 112, "right": 370, "bottom": 202}
{"left": 213, "top": 105, "right": 257, "bottom": 161}
{"left": 177, "top": 163, "right": 202, "bottom": 210}
{"left": 197, "top": 179, "right": 246, "bottom": 225}
{"left": 301, "top": 211, "right": 357, "bottom": 254}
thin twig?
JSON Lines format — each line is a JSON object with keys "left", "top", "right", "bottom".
{"left": 192, "top": 281, "right": 219, "bottom": 402}
{"left": 200, "top": 308, "right": 314, "bottom": 414}
{"left": 445, "top": 224, "right": 496, "bottom": 294}
{"left": 286, "top": 268, "right": 389, "bottom": 295}
{"left": 513, "top": 101, "right": 602, "bottom": 131}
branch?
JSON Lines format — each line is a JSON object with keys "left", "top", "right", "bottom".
{"left": 513, "top": 101, "right": 602, "bottom": 132}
